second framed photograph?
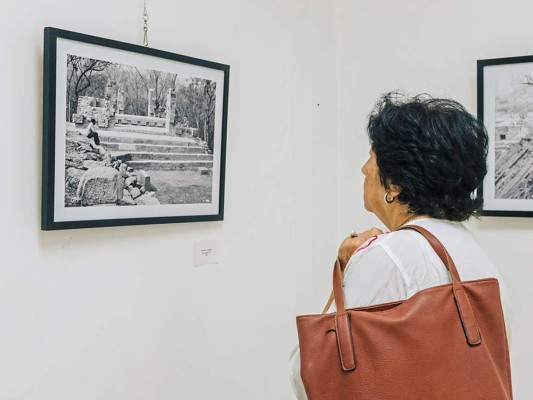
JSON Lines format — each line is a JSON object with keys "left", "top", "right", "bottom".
{"left": 42, "top": 27, "right": 229, "bottom": 230}
{"left": 478, "top": 55, "right": 533, "bottom": 217}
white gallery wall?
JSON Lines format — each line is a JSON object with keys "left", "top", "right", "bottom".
{"left": 0, "top": 0, "right": 531, "bottom": 399}
{"left": 0, "top": 0, "right": 338, "bottom": 399}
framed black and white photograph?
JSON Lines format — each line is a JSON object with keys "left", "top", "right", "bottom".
{"left": 42, "top": 27, "right": 229, "bottom": 230}
{"left": 477, "top": 56, "right": 533, "bottom": 217}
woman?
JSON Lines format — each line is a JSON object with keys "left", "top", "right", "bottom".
{"left": 288, "top": 93, "right": 512, "bottom": 399}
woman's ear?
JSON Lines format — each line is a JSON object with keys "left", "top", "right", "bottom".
{"left": 385, "top": 180, "right": 402, "bottom": 198}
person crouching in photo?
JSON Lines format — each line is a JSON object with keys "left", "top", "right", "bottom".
{"left": 86, "top": 118, "right": 101, "bottom": 146}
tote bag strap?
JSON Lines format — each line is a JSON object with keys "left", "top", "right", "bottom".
{"left": 399, "top": 225, "right": 482, "bottom": 346}
{"left": 401, "top": 224, "right": 462, "bottom": 281}
{"left": 329, "top": 224, "right": 481, "bottom": 357}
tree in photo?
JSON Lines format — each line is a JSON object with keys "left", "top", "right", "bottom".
{"left": 175, "top": 78, "right": 217, "bottom": 151}
{"left": 66, "top": 55, "right": 111, "bottom": 121}
{"left": 130, "top": 68, "right": 177, "bottom": 117}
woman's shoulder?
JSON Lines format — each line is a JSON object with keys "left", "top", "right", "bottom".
{"left": 346, "top": 218, "right": 471, "bottom": 299}
{"left": 352, "top": 218, "right": 471, "bottom": 262}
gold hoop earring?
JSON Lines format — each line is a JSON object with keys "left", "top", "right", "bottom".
{"left": 384, "top": 192, "right": 395, "bottom": 204}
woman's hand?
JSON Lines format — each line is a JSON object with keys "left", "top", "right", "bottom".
{"left": 337, "top": 227, "right": 384, "bottom": 270}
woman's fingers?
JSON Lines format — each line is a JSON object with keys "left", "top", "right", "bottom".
{"left": 367, "top": 227, "right": 384, "bottom": 236}
{"left": 356, "top": 227, "right": 383, "bottom": 241}
{"left": 337, "top": 227, "right": 384, "bottom": 269}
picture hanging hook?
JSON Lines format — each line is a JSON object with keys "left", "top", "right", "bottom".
{"left": 143, "top": 0, "right": 149, "bottom": 47}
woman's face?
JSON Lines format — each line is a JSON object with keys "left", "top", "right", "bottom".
{"left": 361, "top": 147, "right": 384, "bottom": 213}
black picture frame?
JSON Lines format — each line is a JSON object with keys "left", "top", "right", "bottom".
{"left": 42, "top": 27, "right": 229, "bottom": 230}
{"left": 477, "top": 55, "right": 533, "bottom": 218}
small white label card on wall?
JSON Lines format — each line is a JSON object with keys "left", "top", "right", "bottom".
{"left": 194, "top": 240, "right": 220, "bottom": 267}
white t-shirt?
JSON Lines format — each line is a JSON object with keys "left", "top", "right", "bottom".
{"left": 86, "top": 122, "right": 96, "bottom": 135}
{"left": 288, "top": 217, "right": 513, "bottom": 400}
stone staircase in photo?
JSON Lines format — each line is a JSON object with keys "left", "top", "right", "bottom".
{"left": 98, "top": 130, "right": 213, "bottom": 172}
{"left": 112, "top": 125, "right": 169, "bottom": 135}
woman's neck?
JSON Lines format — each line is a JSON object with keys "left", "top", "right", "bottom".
{"left": 387, "top": 213, "right": 432, "bottom": 231}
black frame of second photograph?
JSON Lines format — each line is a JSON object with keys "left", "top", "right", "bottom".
{"left": 477, "top": 55, "right": 533, "bottom": 218}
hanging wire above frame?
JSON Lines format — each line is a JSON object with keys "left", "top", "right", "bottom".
{"left": 143, "top": 0, "right": 149, "bottom": 47}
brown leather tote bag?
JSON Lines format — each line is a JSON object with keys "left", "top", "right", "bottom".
{"left": 296, "top": 225, "right": 512, "bottom": 400}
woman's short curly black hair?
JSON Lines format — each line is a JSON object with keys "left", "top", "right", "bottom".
{"left": 367, "top": 92, "right": 488, "bottom": 221}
